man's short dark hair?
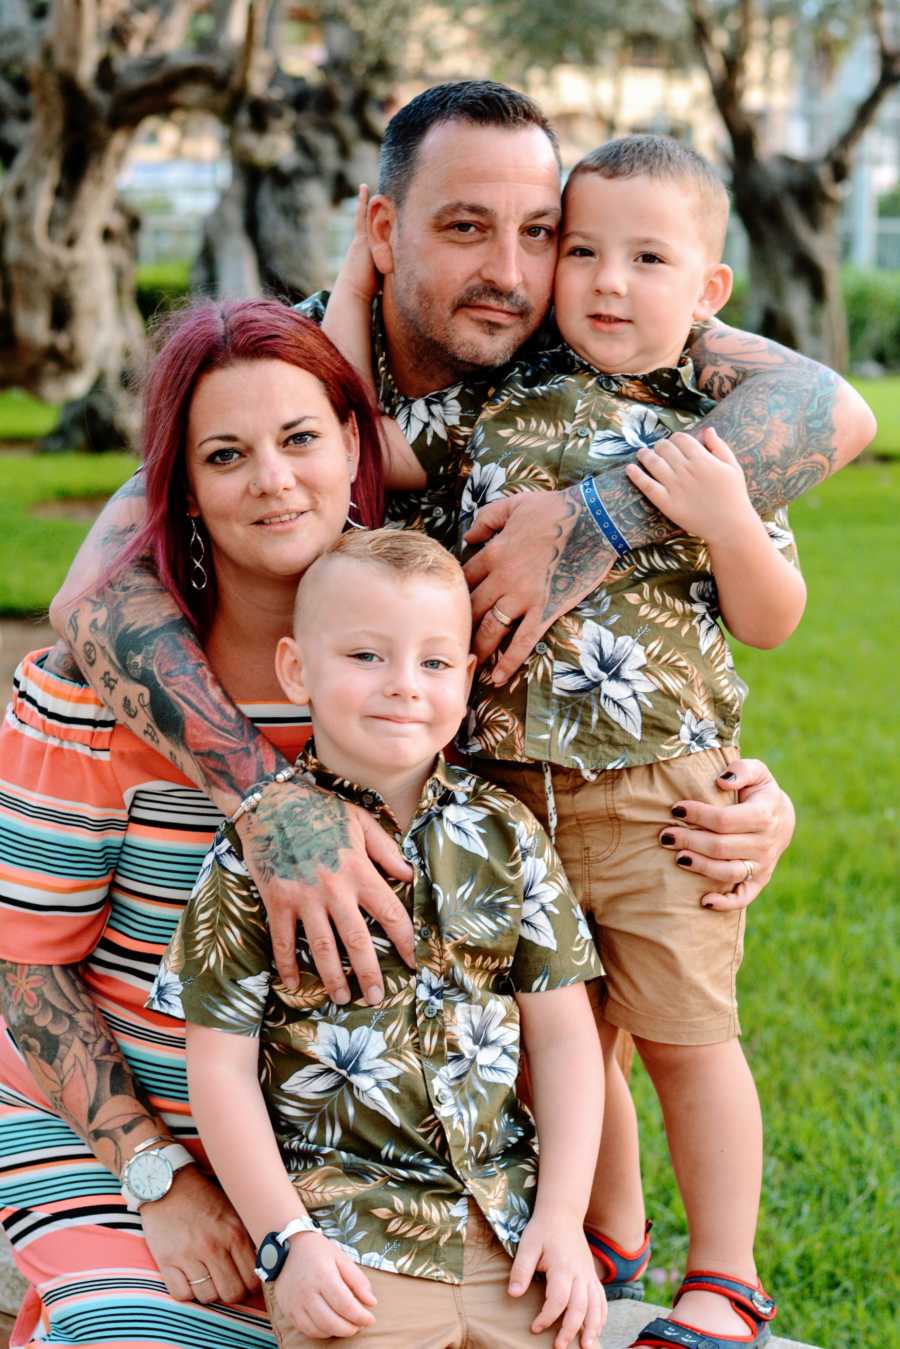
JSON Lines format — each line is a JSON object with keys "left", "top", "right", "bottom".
{"left": 379, "top": 80, "right": 561, "bottom": 204}
{"left": 566, "top": 134, "right": 730, "bottom": 254}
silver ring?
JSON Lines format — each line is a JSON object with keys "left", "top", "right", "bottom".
{"left": 742, "top": 860, "right": 754, "bottom": 883}
{"left": 189, "top": 1275, "right": 213, "bottom": 1287}
{"left": 490, "top": 604, "right": 514, "bottom": 627}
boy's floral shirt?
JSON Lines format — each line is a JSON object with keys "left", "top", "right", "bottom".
{"left": 416, "top": 341, "right": 800, "bottom": 771}
{"left": 298, "top": 298, "right": 799, "bottom": 771}
{"left": 148, "top": 747, "right": 602, "bottom": 1285}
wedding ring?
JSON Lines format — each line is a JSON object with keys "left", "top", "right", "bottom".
{"left": 490, "top": 604, "right": 514, "bottom": 627}
{"left": 742, "top": 860, "right": 754, "bottom": 883}
{"left": 189, "top": 1275, "right": 213, "bottom": 1286}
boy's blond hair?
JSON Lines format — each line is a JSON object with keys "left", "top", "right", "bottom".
{"left": 294, "top": 528, "right": 470, "bottom": 633}
{"left": 566, "top": 133, "right": 730, "bottom": 256}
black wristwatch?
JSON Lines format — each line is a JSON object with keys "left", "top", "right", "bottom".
{"left": 255, "top": 1214, "right": 319, "bottom": 1282}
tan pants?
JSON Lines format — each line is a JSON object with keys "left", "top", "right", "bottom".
{"left": 264, "top": 1207, "right": 562, "bottom": 1348}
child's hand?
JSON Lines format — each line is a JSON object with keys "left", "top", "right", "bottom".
{"left": 625, "top": 427, "right": 757, "bottom": 545}
{"left": 508, "top": 1210, "right": 607, "bottom": 1349}
{"left": 274, "top": 1230, "right": 377, "bottom": 1339}
{"left": 334, "top": 184, "right": 378, "bottom": 306}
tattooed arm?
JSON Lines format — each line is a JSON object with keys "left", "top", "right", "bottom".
{"left": 463, "top": 324, "right": 875, "bottom": 679}
{"left": 0, "top": 960, "right": 257, "bottom": 1302}
{"left": 49, "top": 479, "right": 414, "bottom": 1000}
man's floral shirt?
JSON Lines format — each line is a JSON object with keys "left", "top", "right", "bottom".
{"left": 148, "top": 748, "right": 602, "bottom": 1284}
{"left": 414, "top": 341, "right": 800, "bottom": 771}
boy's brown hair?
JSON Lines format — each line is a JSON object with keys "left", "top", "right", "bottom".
{"left": 566, "top": 133, "right": 730, "bottom": 255}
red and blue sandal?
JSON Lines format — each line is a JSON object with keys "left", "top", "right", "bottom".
{"left": 629, "top": 1269, "right": 777, "bottom": 1347}
{"left": 584, "top": 1220, "right": 652, "bottom": 1301}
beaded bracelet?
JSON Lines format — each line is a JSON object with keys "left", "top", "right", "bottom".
{"left": 579, "top": 476, "right": 631, "bottom": 557}
{"left": 228, "top": 764, "right": 298, "bottom": 827}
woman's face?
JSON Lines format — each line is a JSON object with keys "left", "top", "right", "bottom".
{"left": 185, "top": 360, "right": 359, "bottom": 591}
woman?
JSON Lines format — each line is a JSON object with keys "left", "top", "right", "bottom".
{"left": 0, "top": 300, "right": 384, "bottom": 1348}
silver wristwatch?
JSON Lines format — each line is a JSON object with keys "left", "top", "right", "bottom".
{"left": 121, "top": 1135, "right": 194, "bottom": 1212}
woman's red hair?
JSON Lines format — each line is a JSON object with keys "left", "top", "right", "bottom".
{"left": 118, "top": 299, "right": 384, "bottom": 636}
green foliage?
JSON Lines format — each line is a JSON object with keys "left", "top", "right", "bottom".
{"left": 134, "top": 260, "right": 192, "bottom": 321}
{"left": 876, "top": 185, "right": 900, "bottom": 218}
{"left": 0, "top": 453, "right": 137, "bottom": 613}
{"left": 721, "top": 270, "right": 900, "bottom": 372}
{"left": 632, "top": 460, "right": 899, "bottom": 1349}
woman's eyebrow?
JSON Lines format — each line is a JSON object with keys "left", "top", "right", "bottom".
{"left": 196, "top": 414, "right": 321, "bottom": 448}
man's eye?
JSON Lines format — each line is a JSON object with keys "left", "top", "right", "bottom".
{"left": 448, "top": 222, "right": 479, "bottom": 235}
{"left": 524, "top": 225, "right": 555, "bottom": 240}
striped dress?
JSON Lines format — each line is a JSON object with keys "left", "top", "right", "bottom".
{"left": 0, "top": 651, "right": 310, "bottom": 1348}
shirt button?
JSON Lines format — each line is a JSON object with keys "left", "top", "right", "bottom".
{"left": 576, "top": 427, "right": 591, "bottom": 438}
{"left": 417, "top": 925, "right": 431, "bottom": 942}
{"left": 535, "top": 642, "right": 548, "bottom": 655}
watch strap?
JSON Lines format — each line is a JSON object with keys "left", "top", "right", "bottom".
{"left": 255, "top": 1213, "right": 319, "bottom": 1281}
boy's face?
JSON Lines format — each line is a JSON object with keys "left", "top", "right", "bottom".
{"left": 554, "top": 173, "right": 731, "bottom": 375}
{"left": 276, "top": 559, "right": 476, "bottom": 789}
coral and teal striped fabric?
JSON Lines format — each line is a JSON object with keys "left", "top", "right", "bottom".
{"left": 0, "top": 650, "right": 309, "bottom": 1346}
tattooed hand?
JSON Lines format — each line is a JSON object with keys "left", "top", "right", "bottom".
{"left": 238, "top": 778, "right": 414, "bottom": 1000}
{"left": 463, "top": 486, "right": 616, "bottom": 685}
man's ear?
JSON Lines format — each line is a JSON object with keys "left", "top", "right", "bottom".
{"left": 368, "top": 193, "right": 397, "bottom": 277}
{"left": 275, "top": 635, "right": 310, "bottom": 707}
{"left": 694, "top": 262, "right": 733, "bottom": 321}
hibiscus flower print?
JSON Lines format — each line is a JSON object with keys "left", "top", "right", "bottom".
{"left": 395, "top": 385, "right": 463, "bottom": 446}
{"left": 281, "top": 1024, "right": 403, "bottom": 1126}
{"left": 678, "top": 709, "right": 720, "bottom": 752}
{"left": 553, "top": 620, "right": 655, "bottom": 741}
{"left": 587, "top": 407, "right": 668, "bottom": 460}
{"left": 519, "top": 851, "right": 560, "bottom": 951}
{"left": 446, "top": 999, "right": 519, "bottom": 1089}
{"left": 440, "top": 801, "right": 491, "bottom": 858}
{"left": 460, "top": 460, "right": 508, "bottom": 534}
{"left": 689, "top": 579, "right": 721, "bottom": 655}
{"left": 147, "top": 959, "right": 184, "bottom": 1018}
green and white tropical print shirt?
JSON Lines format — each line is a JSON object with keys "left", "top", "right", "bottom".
{"left": 148, "top": 748, "right": 602, "bottom": 1284}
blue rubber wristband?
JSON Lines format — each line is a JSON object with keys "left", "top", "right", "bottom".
{"left": 579, "top": 477, "right": 630, "bottom": 557}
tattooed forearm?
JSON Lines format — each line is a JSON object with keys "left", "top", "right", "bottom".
{"left": 244, "top": 782, "right": 352, "bottom": 885}
{"left": 0, "top": 961, "right": 161, "bottom": 1175}
{"left": 541, "top": 489, "right": 616, "bottom": 621}
{"left": 62, "top": 562, "right": 285, "bottom": 812}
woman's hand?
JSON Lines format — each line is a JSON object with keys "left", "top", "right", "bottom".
{"left": 273, "top": 1230, "right": 377, "bottom": 1339}
{"left": 659, "top": 757, "right": 795, "bottom": 911}
{"left": 334, "top": 184, "right": 379, "bottom": 307}
{"left": 139, "top": 1166, "right": 259, "bottom": 1305}
{"left": 238, "top": 779, "right": 414, "bottom": 1001}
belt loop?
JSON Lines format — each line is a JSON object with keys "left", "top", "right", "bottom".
{"left": 541, "top": 762, "right": 558, "bottom": 845}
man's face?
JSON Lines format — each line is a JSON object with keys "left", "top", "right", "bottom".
{"left": 372, "top": 121, "right": 561, "bottom": 395}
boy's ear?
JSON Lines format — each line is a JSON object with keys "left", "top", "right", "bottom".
{"left": 275, "top": 635, "right": 310, "bottom": 708}
{"left": 368, "top": 194, "right": 396, "bottom": 277}
{"left": 464, "top": 652, "right": 477, "bottom": 698}
{"left": 694, "top": 262, "right": 733, "bottom": 321}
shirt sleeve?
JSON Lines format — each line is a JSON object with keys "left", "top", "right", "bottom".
{"left": 148, "top": 826, "right": 274, "bottom": 1036}
{"left": 506, "top": 805, "right": 604, "bottom": 994}
{"left": 762, "top": 506, "right": 801, "bottom": 570}
{"left": 0, "top": 651, "right": 125, "bottom": 963}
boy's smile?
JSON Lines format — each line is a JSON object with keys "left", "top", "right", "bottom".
{"left": 554, "top": 173, "right": 731, "bottom": 375}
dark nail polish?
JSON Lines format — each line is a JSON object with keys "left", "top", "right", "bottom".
{"left": 671, "top": 805, "right": 687, "bottom": 819}
{"left": 676, "top": 855, "right": 692, "bottom": 867}
{"left": 660, "top": 832, "right": 676, "bottom": 846}
{"left": 719, "top": 771, "right": 736, "bottom": 783}
{"left": 702, "top": 900, "right": 714, "bottom": 908}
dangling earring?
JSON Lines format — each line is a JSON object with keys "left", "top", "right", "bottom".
{"left": 345, "top": 499, "right": 365, "bottom": 530}
{"left": 188, "top": 515, "right": 208, "bottom": 590}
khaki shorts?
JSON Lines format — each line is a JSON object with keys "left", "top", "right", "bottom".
{"left": 264, "top": 1206, "right": 563, "bottom": 1348}
{"left": 473, "top": 747, "right": 744, "bottom": 1045}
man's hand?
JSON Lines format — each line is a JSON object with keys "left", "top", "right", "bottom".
{"left": 658, "top": 757, "right": 795, "bottom": 911}
{"left": 238, "top": 779, "right": 414, "bottom": 1000}
{"left": 463, "top": 485, "right": 615, "bottom": 685}
{"left": 508, "top": 1207, "right": 606, "bottom": 1349}
{"left": 140, "top": 1166, "right": 259, "bottom": 1305}
{"left": 273, "top": 1231, "right": 377, "bottom": 1340}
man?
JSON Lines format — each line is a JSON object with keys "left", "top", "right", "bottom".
{"left": 53, "top": 84, "right": 869, "bottom": 1050}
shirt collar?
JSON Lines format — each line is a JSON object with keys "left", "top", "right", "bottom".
{"left": 294, "top": 741, "right": 463, "bottom": 836}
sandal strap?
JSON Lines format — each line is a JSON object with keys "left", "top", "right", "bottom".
{"left": 676, "top": 1272, "right": 777, "bottom": 1325}
{"left": 629, "top": 1315, "right": 729, "bottom": 1348}
{"left": 584, "top": 1219, "right": 652, "bottom": 1283}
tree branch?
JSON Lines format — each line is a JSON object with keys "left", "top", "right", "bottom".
{"left": 825, "top": 0, "right": 900, "bottom": 179}
{"left": 686, "top": 0, "right": 758, "bottom": 160}
{"left": 109, "top": 50, "right": 236, "bottom": 126}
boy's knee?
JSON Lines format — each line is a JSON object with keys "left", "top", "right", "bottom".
{"left": 633, "top": 1034, "right": 738, "bottom": 1079}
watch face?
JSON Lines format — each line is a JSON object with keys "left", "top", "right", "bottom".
{"left": 257, "top": 1234, "right": 286, "bottom": 1282}
{"left": 126, "top": 1150, "right": 173, "bottom": 1202}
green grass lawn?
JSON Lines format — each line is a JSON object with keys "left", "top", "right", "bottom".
{"left": 0, "top": 453, "right": 137, "bottom": 613}
{"left": 632, "top": 461, "right": 899, "bottom": 1347}
{"left": 850, "top": 376, "right": 900, "bottom": 459}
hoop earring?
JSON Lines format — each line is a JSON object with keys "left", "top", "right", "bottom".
{"left": 189, "top": 515, "right": 208, "bottom": 590}
{"left": 345, "top": 499, "right": 365, "bottom": 530}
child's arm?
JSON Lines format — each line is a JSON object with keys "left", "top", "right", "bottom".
{"left": 509, "top": 984, "right": 606, "bottom": 1349}
{"left": 186, "top": 1023, "right": 377, "bottom": 1339}
{"left": 322, "top": 186, "right": 426, "bottom": 490}
{"left": 627, "top": 427, "right": 807, "bottom": 649}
